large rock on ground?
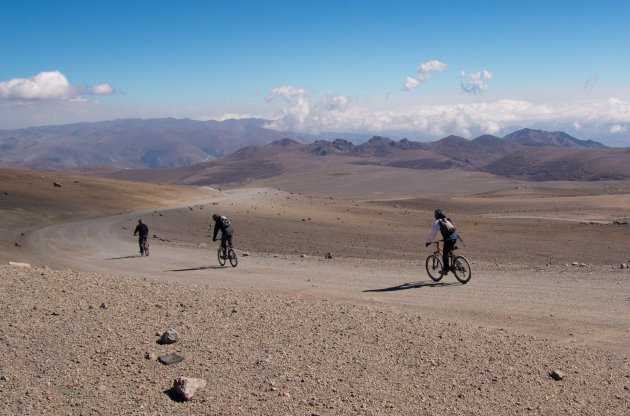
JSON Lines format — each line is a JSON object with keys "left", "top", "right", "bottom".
{"left": 173, "top": 377, "right": 206, "bottom": 401}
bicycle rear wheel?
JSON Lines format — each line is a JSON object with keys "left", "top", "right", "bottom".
{"left": 228, "top": 248, "right": 238, "bottom": 267}
{"left": 452, "top": 256, "right": 471, "bottom": 284}
{"left": 217, "top": 247, "right": 226, "bottom": 266}
{"left": 425, "top": 254, "right": 443, "bottom": 282}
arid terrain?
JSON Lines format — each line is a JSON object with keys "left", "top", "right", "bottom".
{"left": 1, "top": 167, "right": 629, "bottom": 415}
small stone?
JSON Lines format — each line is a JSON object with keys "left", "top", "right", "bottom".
{"left": 145, "top": 352, "right": 157, "bottom": 361}
{"left": 160, "top": 328, "right": 179, "bottom": 344}
{"left": 550, "top": 370, "right": 565, "bottom": 381}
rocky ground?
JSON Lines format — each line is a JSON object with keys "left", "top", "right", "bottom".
{"left": 1, "top": 263, "right": 629, "bottom": 415}
{"left": 2, "top": 168, "right": 630, "bottom": 414}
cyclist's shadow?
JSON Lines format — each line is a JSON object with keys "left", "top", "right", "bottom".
{"left": 364, "top": 280, "right": 455, "bottom": 292}
{"left": 166, "top": 265, "right": 226, "bottom": 272}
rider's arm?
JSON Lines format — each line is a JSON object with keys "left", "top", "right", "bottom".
{"left": 426, "top": 220, "right": 439, "bottom": 243}
{"left": 212, "top": 221, "right": 219, "bottom": 240}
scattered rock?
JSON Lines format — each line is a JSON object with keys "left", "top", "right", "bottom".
{"left": 53, "top": 182, "right": 62, "bottom": 187}
{"left": 550, "top": 369, "right": 565, "bottom": 381}
{"left": 620, "top": 263, "right": 628, "bottom": 269}
{"left": 145, "top": 352, "right": 157, "bottom": 361}
{"left": 172, "top": 377, "right": 206, "bottom": 401}
{"left": 160, "top": 328, "right": 179, "bottom": 344}
{"left": 158, "top": 353, "right": 184, "bottom": 365}
{"left": 324, "top": 252, "right": 333, "bottom": 259}
{"left": 100, "top": 302, "right": 108, "bottom": 309}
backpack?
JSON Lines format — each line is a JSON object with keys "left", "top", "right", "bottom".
{"left": 439, "top": 218, "right": 456, "bottom": 235}
{"left": 220, "top": 216, "right": 231, "bottom": 228}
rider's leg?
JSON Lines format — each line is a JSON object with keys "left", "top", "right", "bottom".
{"left": 225, "top": 232, "right": 233, "bottom": 249}
{"left": 442, "top": 238, "right": 456, "bottom": 272}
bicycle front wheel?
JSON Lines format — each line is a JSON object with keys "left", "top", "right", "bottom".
{"left": 452, "top": 256, "right": 471, "bottom": 284}
{"left": 218, "top": 247, "right": 226, "bottom": 266}
{"left": 228, "top": 248, "right": 238, "bottom": 267}
{"left": 425, "top": 254, "right": 443, "bottom": 282}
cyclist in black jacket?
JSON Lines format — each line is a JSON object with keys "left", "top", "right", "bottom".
{"left": 211, "top": 214, "right": 234, "bottom": 252}
{"left": 133, "top": 219, "right": 149, "bottom": 254}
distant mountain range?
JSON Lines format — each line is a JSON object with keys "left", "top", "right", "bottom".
{"left": 0, "top": 118, "right": 300, "bottom": 171}
{"left": 2, "top": 117, "right": 627, "bottom": 182}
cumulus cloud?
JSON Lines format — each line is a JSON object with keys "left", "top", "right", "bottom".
{"left": 263, "top": 84, "right": 630, "bottom": 143}
{"left": 403, "top": 60, "right": 448, "bottom": 91}
{"left": 460, "top": 70, "right": 492, "bottom": 95}
{"left": 264, "top": 86, "right": 350, "bottom": 133}
{"left": 0, "top": 71, "right": 115, "bottom": 101}
{"left": 91, "top": 83, "right": 115, "bottom": 95}
{"left": 0, "top": 71, "right": 76, "bottom": 100}
{"left": 403, "top": 76, "right": 419, "bottom": 91}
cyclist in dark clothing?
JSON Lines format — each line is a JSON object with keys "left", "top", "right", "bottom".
{"left": 425, "top": 209, "right": 458, "bottom": 275}
{"left": 133, "top": 219, "right": 149, "bottom": 255}
{"left": 211, "top": 214, "right": 234, "bottom": 253}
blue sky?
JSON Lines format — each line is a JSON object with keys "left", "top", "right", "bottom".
{"left": 1, "top": 0, "right": 630, "bottom": 145}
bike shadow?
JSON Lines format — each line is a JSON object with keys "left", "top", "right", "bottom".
{"left": 364, "top": 280, "right": 456, "bottom": 292}
{"left": 166, "top": 265, "right": 226, "bottom": 272}
{"left": 105, "top": 255, "right": 144, "bottom": 260}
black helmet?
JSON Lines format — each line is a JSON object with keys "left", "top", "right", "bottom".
{"left": 138, "top": 219, "right": 143, "bottom": 224}
{"left": 434, "top": 209, "right": 445, "bottom": 219}
{"left": 212, "top": 214, "right": 220, "bottom": 221}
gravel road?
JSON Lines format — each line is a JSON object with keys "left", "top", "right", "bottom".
{"left": 2, "top": 189, "right": 628, "bottom": 415}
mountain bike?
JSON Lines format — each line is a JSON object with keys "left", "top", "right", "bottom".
{"left": 426, "top": 239, "right": 471, "bottom": 284}
{"left": 140, "top": 238, "right": 149, "bottom": 256}
{"left": 218, "top": 245, "right": 238, "bottom": 267}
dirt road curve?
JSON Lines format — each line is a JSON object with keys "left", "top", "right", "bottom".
{"left": 26, "top": 190, "right": 630, "bottom": 356}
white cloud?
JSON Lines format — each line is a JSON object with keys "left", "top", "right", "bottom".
{"left": 403, "top": 76, "right": 419, "bottom": 91}
{"left": 264, "top": 86, "right": 350, "bottom": 133}
{"left": 0, "top": 71, "right": 116, "bottom": 102}
{"left": 460, "top": 70, "right": 493, "bottom": 95}
{"left": 91, "top": 83, "right": 115, "bottom": 95}
{"left": 610, "top": 124, "right": 627, "bottom": 134}
{"left": 0, "top": 71, "right": 76, "bottom": 100}
{"left": 417, "top": 60, "right": 448, "bottom": 80}
{"left": 263, "top": 85, "right": 630, "bottom": 143}
{"left": 403, "top": 60, "right": 448, "bottom": 91}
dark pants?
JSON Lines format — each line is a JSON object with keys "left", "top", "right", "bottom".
{"left": 221, "top": 232, "right": 233, "bottom": 249}
{"left": 138, "top": 236, "right": 147, "bottom": 251}
{"left": 443, "top": 238, "right": 456, "bottom": 271}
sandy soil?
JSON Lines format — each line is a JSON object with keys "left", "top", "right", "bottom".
{"left": 1, "top": 167, "right": 630, "bottom": 414}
